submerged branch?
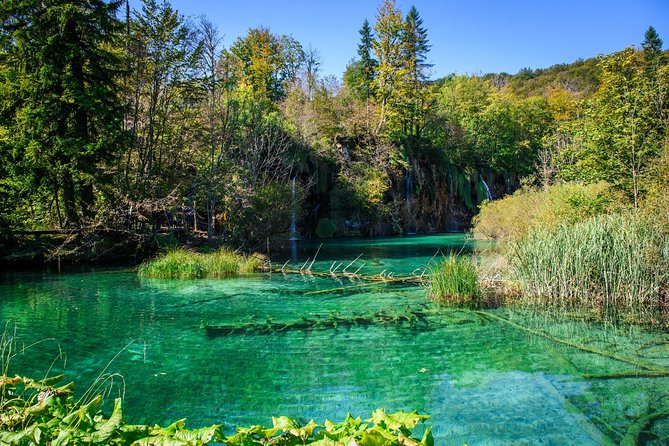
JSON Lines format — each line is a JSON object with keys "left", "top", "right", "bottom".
{"left": 620, "top": 409, "right": 669, "bottom": 446}
{"left": 584, "top": 370, "right": 669, "bottom": 380}
{"left": 303, "top": 276, "right": 422, "bottom": 296}
{"left": 474, "top": 311, "right": 669, "bottom": 373}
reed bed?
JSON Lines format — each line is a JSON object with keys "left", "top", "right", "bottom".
{"left": 138, "top": 248, "right": 263, "bottom": 278}
{"left": 510, "top": 213, "right": 669, "bottom": 322}
{"left": 429, "top": 255, "right": 481, "bottom": 307}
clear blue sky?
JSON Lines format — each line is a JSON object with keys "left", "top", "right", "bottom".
{"left": 129, "top": 0, "right": 669, "bottom": 79}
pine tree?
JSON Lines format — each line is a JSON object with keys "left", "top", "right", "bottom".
{"left": 0, "top": 0, "right": 127, "bottom": 227}
{"left": 357, "top": 19, "right": 378, "bottom": 100}
{"left": 642, "top": 26, "right": 663, "bottom": 62}
{"left": 403, "top": 6, "right": 431, "bottom": 83}
{"left": 401, "top": 6, "right": 432, "bottom": 139}
{"left": 640, "top": 26, "right": 667, "bottom": 120}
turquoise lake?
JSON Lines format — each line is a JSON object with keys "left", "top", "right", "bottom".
{"left": 1, "top": 234, "right": 668, "bottom": 445}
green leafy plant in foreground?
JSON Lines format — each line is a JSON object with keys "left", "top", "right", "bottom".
{"left": 0, "top": 374, "right": 432, "bottom": 446}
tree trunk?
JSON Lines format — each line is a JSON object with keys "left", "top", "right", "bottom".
{"left": 62, "top": 172, "right": 78, "bottom": 227}
{"left": 81, "top": 182, "right": 95, "bottom": 222}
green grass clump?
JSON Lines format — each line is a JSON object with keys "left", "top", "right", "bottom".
{"left": 429, "top": 255, "right": 481, "bottom": 307}
{"left": 510, "top": 213, "right": 669, "bottom": 323}
{"left": 138, "top": 248, "right": 262, "bottom": 279}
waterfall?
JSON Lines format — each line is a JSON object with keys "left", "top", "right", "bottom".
{"left": 289, "top": 177, "right": 299, "bottom": 241}
{"left": 445, "top": 166, "right": 456, "bottom": 231}
{"left": 480, "top": 174, "right": 493, "bottom": 202}
{"left": 406, "top": 158, "right": 415, "bottom": 234}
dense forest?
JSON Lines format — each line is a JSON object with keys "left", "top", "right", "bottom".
{"left": 0, "top": 0, "right": 667, "bottom": 262}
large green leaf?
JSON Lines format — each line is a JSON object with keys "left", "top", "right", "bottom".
{"left": 132, "top": 419, "right": 223, "bottom": 446}
{"left": 290, "top": 419, "right": 318, "bottom": 439}
{"left": 61, "top": 395, "right": 103, "bottom": 427}
{"left": 271, "top": 415, "right": 301, "bottom": 431}
{"left": 0, "top": 424, "right": 43, "bottom": 445}
{"left": 321, "top": 414, "right": 367, "bottom": 442}
{"left": 420, "top": 426, "right": 433, "bottom": 446}
{"left": 224, "top": 424, "right": 281, "bottom": 446}
{"left": 173, "top": 424, "right": 223, "bottom": 443}
{"left": 52, "top": 428, "right": 75, "bottom": 446}
{"left": 84, "top": 397, "right": 124, "bottom": 443}
{"left": 358, "top": 426, "right": 398, "bottom": 446}
{"left": 366, "top": 410, "right": 429, "bottom": 432}
{"left": 307, "top": 438, "right": 343, "bottom": 446}
{"left": 132, "top": 436, "right": 192, "bottom": 446}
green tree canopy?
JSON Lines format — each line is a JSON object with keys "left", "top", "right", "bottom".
{"left": 0, "top": 0, "right": 127, "bottom": 227}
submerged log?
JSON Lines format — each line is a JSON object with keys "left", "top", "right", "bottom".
{"left": 203, "top": 309, "right": 435, "bottom": 337}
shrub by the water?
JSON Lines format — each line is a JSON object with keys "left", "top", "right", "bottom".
{"left": 643, "top": 145, "right": 669, "bottom": 235}
{"left": 429, "top": 255, "right": 481, "bottom": 307}
{"left": 315, "top": 217, "right": 337, "bottom": 238}
{"left": 473, "top": 182, "right": 622, "bottom": 241}
{"left": 510, "top": 213, "right": 669, "bottom": 322}
{"left": 138, "top": 248, "right": 262, "bottom": 278}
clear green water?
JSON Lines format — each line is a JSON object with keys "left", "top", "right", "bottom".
{"left": 2, "top": 234, "right": 669, "bottom": 445}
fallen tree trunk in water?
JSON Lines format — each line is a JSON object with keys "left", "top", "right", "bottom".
{"left": 204, "top": 308, "right": 435, "bottom": 336}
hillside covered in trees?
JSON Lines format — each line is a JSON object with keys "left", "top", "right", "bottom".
{"left": 0, "top": 0, "right": 667, "bottom": 262}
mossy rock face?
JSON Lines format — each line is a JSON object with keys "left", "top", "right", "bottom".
{"left": 315, "top": 218, "right": 337, "bottom": 238}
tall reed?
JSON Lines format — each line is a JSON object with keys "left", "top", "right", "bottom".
{"left": 510, "top": 213, "right": 669, "bottom": 322}
{"left": 429, "top": 255, "right": 481, "bottom": 307}
{"left": 138, "top": 248, "right": 263, "bottom": 279}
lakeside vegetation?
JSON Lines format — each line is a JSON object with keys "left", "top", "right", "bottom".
{"left": 510, "top": 213, "right": 669, "bottom": 322}
{"left": 473, "top": 185, "right": 669, "bottom": 325}
{"left": 0, "top": 374, "right": 432, "bottom": 445}
{"left": 428, "top": 256, "right": 481, "bottom": 307}
{"left": 137, "top": 248, "right": 264, "bottom": 278}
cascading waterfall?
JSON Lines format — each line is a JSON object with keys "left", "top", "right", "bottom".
{"left": 289, "top": 177, "right": 299, "bottom": 241}
{"left": 446, "top": 166, "right": 456, "bottom": 231}
{"left": 480, "top": 174, "right": 493, "bottom": 202}
{"left": 406, "top": 157, "right": 415, "bottom": 234}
